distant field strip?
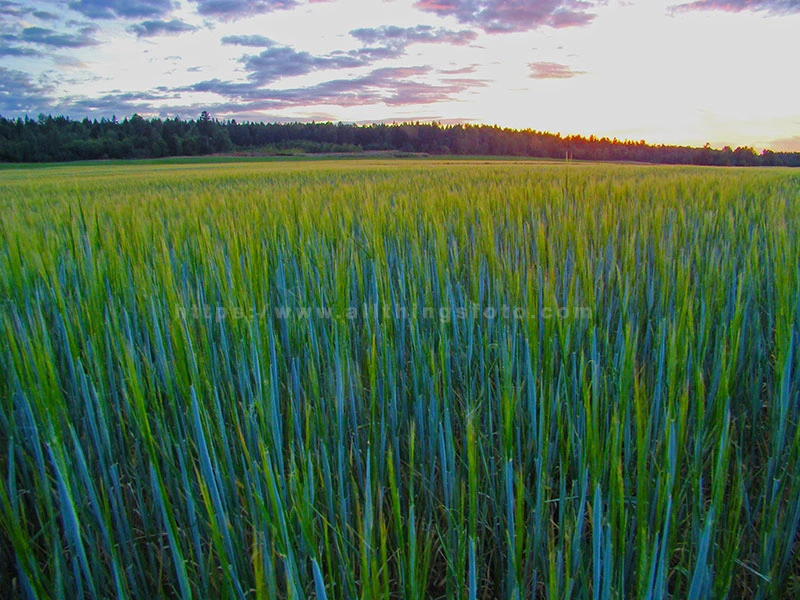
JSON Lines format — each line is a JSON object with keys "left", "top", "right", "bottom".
{"left": 1, "top": 159, "right": 799, "bottom": 598}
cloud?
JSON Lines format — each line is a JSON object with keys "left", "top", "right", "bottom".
{"left": 222, "top": 27, "right": 477, "bottom": 88}
{"left": 240, "top": 44, "right": 363, "bottom": 84}
{"left": 529, "top": 61, "right": 584, "bottom": 78}
{"left": 415, "top": 0, "right": 598, "bottom": 32}
{"left": 0, "top": 67, "right": 53, "bottom": 113}
{"left": 333, "top": 44, "right": 407, "bottom": 63}
{"left": 53, "top": 55, "right": 87, "bottom": 68}
{"left": 0, "top": 2, "right": 57, "bottom": 21}
{"left": 671, "top": 0, "right": 800, "bottom": 14}
{"left": 183, "top": 67, "right": 486, "bottom": 114}
{"left": 186, "top": 65, "right": 484, "bottom": 111}
{"left": 440, "top": 65, "right": 477, "bottom": 74}
{"left": 186, "top": 78, "right": 255, "bottom": 96}
{"left": 298, "top": 25, "right": 479, "bottom": 70}
{"left": 222, "top": 32, "right": 442, "bottom": 87}
{"left": 32, "top": 10, "right": 59, "bottom": 20}
{"left": 68, "top": 0, "right": 176, "bottom": 19}
{"left": 1, "top": 62, "right": 484, "bottom": 118}
{"left": 221, "top": 34, "right": 275, "bottom": 47}
{"left": 57, "top": 90, "right": 174, "bottom": 115}
{"left": 188, "top": 0, "right": 296, "bottom": 18}
{"left": 300, "top": 67, "right": 441, "bottom": 106}
{"left": 20, "top": 25, "right": 98, "bottom": 47}
{"left": 242, "top": 46, "right": 328, "bottom": 83}
{"left": 0, "top": 45, "right": 42, "bottom": 57}
{"left": 349, "top": 24, "right": 477, "bottom": 47}
{"left": 191, "top": 26, "right": 486, "bottom": 108}
{"left": 128, "top": 18, "right": 196, "bottom": 37}
{"left": 0, "top": 0, "right": 27, "bottom": 18}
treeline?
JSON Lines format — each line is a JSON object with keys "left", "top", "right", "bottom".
{"left": 1, "top": 111, "right": 799, "bottom": 166}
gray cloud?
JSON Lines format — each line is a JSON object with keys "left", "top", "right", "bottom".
{"left": 187, "top": 65, "right": 485, "bottom": 112}
{"left": 189, "top": 0, "right": 296, "bottom": 18}
{"left": 415, "top": 0, "right": 598, "bottom": 32}
{"left": 529, "top": 61, "right": 584, "bottom": 78}
{"left": 0, "top": 0, "right": 27, "bottom": 18}
{"left": 186, "top": 78, "right": 256, "bottom": 96}
{"left": 68, "top": 0, "right": 176, "bottom": 19}
{"left": 242, "top": 45, "right": 325, "bottom": 82}
{"left": 0, "top": 62, "right": 484, "bottom": 118}
{"left": 128, "top": 18, "right": 197, "bottom": 37}
{"left": 301, "top": 66, "right": 483, "bottom": 107}
{"left": 224, "top": 25, "right": 479, "bottom": 87}
{"left": 0, "top": 67, "right": 53, "bottom": 113}
{"left": 221, "top": 34, "right": 275, "bottom": 47}
{"left": 671, "top": 0, "right": 800, "bottom": 14}
{"left": 220, "top": 34, "right": 421, "bottom": 88}
{"left": 56, "top": 90, "right": 174, "bottom": 115}
{"left": 349, "top": 24, "right": 477, "bottom": 47}
{"left": 32, "top": 10, "right": 59, "bottom": 20}
{"left": 0, "top": 2, "right": 57, "bottom": 21}
{"left": 20, "top": 25, "right": 98, "bottom": 47}
{"left": 0, "top": 44, "right": 42, "bottom": 56}
{"left": 52, "top": 55, "right": 87, "bottom": 67}
{"left": 193, "top": 25, "right": 486, "bottom": 108}
{"left": 240, "top": 44, "right": 363, "bottom": 84}
{"left": 338, "top": 26, "right": 478, "bottom": 67}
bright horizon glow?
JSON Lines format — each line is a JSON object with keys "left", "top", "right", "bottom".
{"left": 1, "top": 0, "right": 799, "bottom": 151}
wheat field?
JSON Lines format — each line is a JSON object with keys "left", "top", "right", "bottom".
{"left": 1, "top": 159, "right": 799, "bottom": 598}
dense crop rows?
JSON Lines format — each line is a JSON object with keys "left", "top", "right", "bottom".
{"left": 1, "top": 160, "right": 799, "bottom": 598}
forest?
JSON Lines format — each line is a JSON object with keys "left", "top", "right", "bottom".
{"left": 1, "top": 111, "right": 799, "bottom": 166}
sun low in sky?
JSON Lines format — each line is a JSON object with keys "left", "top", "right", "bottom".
{"left": 1, "top": 0, "right": 799, "bottom": 151}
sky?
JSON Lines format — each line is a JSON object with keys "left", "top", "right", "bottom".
{"left": 1, "top": 0, "right": 799, "bottom": 151}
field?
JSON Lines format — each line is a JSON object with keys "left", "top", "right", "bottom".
{"left": 1, "top": 158, "right": 799, "bottom": 598}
